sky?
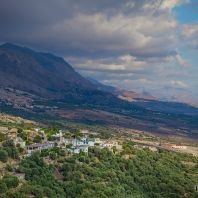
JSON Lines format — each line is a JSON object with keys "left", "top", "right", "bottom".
{"left": 0, "top": 0, "right": 197, "bottom": 104}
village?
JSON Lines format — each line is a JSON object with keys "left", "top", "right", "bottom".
{"left": 0, "top": 124, "right": 197, "bottom": 159}
{"left": 0, "top": 126, "right": 122, "bottom": 157}
{"left": 26, "top": 129, "right": 123, "bottom": 155}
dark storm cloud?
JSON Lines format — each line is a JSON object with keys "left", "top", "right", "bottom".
{"left": 0, "top": 0, "right": 173, "bottom": 58}
{"left": 0, "top": 0, "right": 195, "bottom": 102}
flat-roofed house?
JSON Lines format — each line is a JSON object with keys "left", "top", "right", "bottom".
{"left": 27, "top": 142, "right": 55, "bottom": 155}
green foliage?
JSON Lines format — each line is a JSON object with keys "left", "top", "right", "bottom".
{"left": 61, "top": 147, "right": 198, "bottom": 198}
{"left": 0, "top": 180, "right": 7, "bottom": 194}
{"left": 0, "top": 175, "right": 19, "bottom": 189}
{"left": 6, "top": 164, "right": 13, "bottom": 172}
{"left": 49, "top": 152, "right": 57, "bottom": 160}
{"left": 18, "top": 153, "right": 65, "bottom": 197}
{"left": 17, "top": 128, "right": 27, "bottom": 141}
{"left": 33, "top": 135, "right": 42, "bottom": 143}
{"left": 2, "top": 189, "right": 28, "bottom": 198}
{"left": 0, "top": 133, "right": 6, "bottom": 142}
{"left": 0, "top": 140, "right": 197, "bottom": 198}
{"left": 0, "top": 149, "right": 8, "bottom": 163}
{"left": 2, "top": 140, "right": 19, "bottom": 159}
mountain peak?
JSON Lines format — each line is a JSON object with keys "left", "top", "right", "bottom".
{"left": 1, "top": 42, "right": 23, "bottom": 49}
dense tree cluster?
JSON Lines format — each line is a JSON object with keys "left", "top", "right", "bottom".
{"left": 0, "top": 142, "right": 197, "bottom": 198}
{"left": 61, "top": 146, "right": 197, "bottom": 198}
{"left": 0, "top": 175, "right": 19, "bottom": 195}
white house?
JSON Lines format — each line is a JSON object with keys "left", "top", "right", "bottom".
{"left": 100, "top": 141, "right": 119, "bottom": 149}
{"left": 172, "top": 145, "right": 187, "bottom": 149}
{"left": 71, "top": 139, "right": 88, "bottom": 147}
{"left": 87, "top": 140, "right": 96, "bottom": 147}
{"left": 101, "top": 142, "right": 114, "bottom": 148}
{"left": 67, "top": 145, "right": 89, "bottom": 154}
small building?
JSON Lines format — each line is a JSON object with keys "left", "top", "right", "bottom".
{"left": 67, "top": 145, "right": 89, "bottom": 154}
{"left": 172, "top": 145, "right": 187, "bottom": 149}
{"left": 148, "top": 146, "right": 158, "bottom": 152}
{"left": 27, "top": 142, "right": 55, "bottom": 155}
{"left": 64, "top": 139, "right": 73, "bottom": 144}
{"left": 87, "top": 140, "right": 95, "bottom": 147}
{"left": 35, "top": 128, "right": 40, "bottom": 132}
{"left": 161, "top": 143, "right": 187, "bottom": 150}
{"left": 72, "top": 139, "right": 88, "bottom": 147}
{"left": 71, "top": 138, "right": 97, "bottom": 147}
{"left": 52, "top": 130, "right": 65, "bottom": 145}
{"left": 78, "top": 145, "right": 89, "bottom": 153}
{"left": 101, "top": 141, "right": 114, "bottom": 148}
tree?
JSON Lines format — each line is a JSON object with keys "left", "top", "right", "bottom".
{"left": 2, "top": 175, "right": 19, "bottom": 189}
{"left": 33, "top": 135, "right": 42, "bottom": 143}
{"left": 6, "top": 164, "right": 13, "bottom": 172}
{"left": 0, "top": 180, "right": 7, "bottom": 194}
{"left": 0, "top": 149, "right": 8, "bottom": 163}
{"left": 112, "top": 146, "right": 117, "bottom": 154}
{"left": 49, "top": 152, "right": 57, "bottom": 160}
{"left": 2, "top": 140, "right": 19, "bottom": 159}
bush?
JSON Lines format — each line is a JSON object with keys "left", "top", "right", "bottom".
{"left": 2, "top": 175, "right": 19, "bottom": 189}
{"left": 0, "top": 180, "right": 7, "bottom": 194}
{"left": 6, "top": 164, "right": 13, "bottom": 172}
{"left": 2, "top": 140, "right": 19, "bottom": 159}
{"left": 0, "top": 149, "right": 8, "bottom": 163}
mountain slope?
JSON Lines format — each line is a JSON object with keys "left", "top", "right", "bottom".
{"left": 0, "top": 43, "right": 94, "bottom": 99}
{"left": 0, "top": 43, "right": 140, "bottom": 112}
{"left": 0, "top": 43, "right": 197, "bottom": 139}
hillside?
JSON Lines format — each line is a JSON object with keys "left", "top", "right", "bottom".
{"left": 0, "top": 112, "right": 197, "bottom": 198}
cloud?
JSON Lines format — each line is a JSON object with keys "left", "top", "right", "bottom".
{"left": 0, "top": 0, "right": 196, "bottom": 101}
{"left": 170, "top": 80, "right": 188, "bottom": 88}
{"left": 0, "top": 0, "right": 179, "bottom": 58}
{"left": 182, "top": 24, "right": 198, "bottom": 49}
{"left": 175, "top": 54, "right": 188, "bottom": 66}
{"left": 160, "top": 0, "right": 190, "bottom": 10}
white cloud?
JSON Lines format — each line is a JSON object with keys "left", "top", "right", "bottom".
{"left": 182, "top": 24, "right": 198, "bottom": 49}
{"left": 160, "top": 0, "right": 189, "bottom": 10}
{"left": 170, "top": 80, "right": 188, "bottom": 88}
{"left": 175, "top": 54, "right": 188, "bottom": 66}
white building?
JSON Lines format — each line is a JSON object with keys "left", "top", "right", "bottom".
{"left": 172, "top": 145, "right": 187, "bottom": 149}
{"left": 67, "top": 145, "right": 89, "bottom": 154}
{"left": 100, "top": 141, "right": 119, "bottom": 149}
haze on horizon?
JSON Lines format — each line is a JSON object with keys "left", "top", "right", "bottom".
{"left": 0, "top": 0, "right": 197, "bottom": 105}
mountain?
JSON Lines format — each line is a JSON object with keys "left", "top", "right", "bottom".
{"left": 0, "top": 43, "right": 197, "bottom": 139}
{"left": 0, "top": 43, "right": 133, "bottom": 109}
{"left": 0, "top": 43, "right": 94, "bottom": 99}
